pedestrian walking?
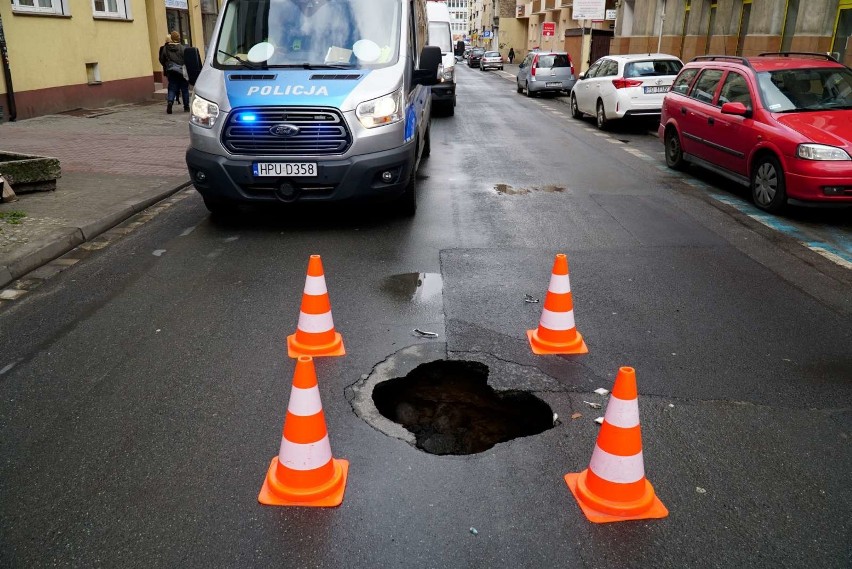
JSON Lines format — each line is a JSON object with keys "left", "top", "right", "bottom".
{"left": 158, "top": 35, "right": 182, "bottom": 107}
{"left": 158, "top": 30, "right": 190, "bottom": 114}
{"left": 508, "top": 47, "right": 515, "bottom": 64}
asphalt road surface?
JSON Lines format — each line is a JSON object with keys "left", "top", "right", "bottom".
{"left": 1, "top": 65, "right": 850, "bottom": 568}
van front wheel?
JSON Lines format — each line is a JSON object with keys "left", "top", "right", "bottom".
{"left": 397, "top": 171, "right": 417, "bottom": 217}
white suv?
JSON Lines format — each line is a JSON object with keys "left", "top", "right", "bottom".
{"left": 571, "top": 53, "right": 683, "bottom": 129}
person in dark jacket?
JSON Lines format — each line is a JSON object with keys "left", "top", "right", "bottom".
{"left": 158, "top": 35, "right": 182, "bottom": 107}
{"left": 508, "top": 47, "right": 515, "bottom": 64}
{"left": 158, "top": 31, "right": 190, "bottom": 114}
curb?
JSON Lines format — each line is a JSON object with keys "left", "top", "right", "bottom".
{"left": 0, "top": 180, "right": 193, "bottom": 288}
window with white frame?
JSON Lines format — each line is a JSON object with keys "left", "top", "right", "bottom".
{"left": 92, "top": 0, "right": 131, "bottom": 19}
{"left": 12, "top": 0, "right": 70, "bottom": 16}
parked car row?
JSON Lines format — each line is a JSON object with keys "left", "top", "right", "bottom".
{"left": 659, "top": 52, "right": 852, "bottom": 212}
{"left": 509, "top": 49, "right": 852, "bottom": 213}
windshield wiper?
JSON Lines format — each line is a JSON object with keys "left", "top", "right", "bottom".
{"left": 272, "top": 63, "right": 355, "bottom": 70}
{"left": 776, "top": 107, "right": 823, "bottom": 113}
{"left": 217, "top": 49, "right": 264, "bottom": 69}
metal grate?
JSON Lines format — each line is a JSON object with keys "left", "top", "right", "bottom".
{"left": 309, "top": 74, "right": 362, "bottom": 80}
{"left": 229, "top": 74, "right": 277, "bottom": 81}
{"left": 222, "top": 107, "right": 352, "bottom": 156}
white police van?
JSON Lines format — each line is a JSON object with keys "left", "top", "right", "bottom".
{"left": 186, "top": 0, "right": 441, "bottom": 215}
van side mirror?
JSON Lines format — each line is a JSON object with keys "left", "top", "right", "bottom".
{"left": 414, "top": 46, "right": 442, "bottom": 87}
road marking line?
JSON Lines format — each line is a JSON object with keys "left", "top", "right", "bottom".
{"left": 706, "top": 192, "right": 852, "bottom": 269}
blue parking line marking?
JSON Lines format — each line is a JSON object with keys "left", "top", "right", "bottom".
{"left": 707, "top": 192, "right": 852, "bottom": 266}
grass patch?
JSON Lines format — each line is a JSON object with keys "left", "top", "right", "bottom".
{"left": 0, "top": 211, "right": 27, "bottom": 225}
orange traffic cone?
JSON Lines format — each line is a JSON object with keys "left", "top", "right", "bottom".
{"left": 527, "top": 253, "right": 588, "bottom": 355}
{"left": 565, "top": 367, "right": 668, "bottom": 523}
{"left": 287, "top": 255, "right": 345, "bottom": 358}
{"left": 259, "top": 356, "right": 349, "bottom": 507}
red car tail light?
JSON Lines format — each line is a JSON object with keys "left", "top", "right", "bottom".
{"left": 612, "top": 78, "right": 643, "bottom": 89}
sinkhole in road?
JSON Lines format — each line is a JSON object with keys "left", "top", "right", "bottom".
{"left": 372, "top": 360, "right": 554, "bottom": 455}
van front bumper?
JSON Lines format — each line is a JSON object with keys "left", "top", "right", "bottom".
{"left": 186, "top": 142, "right": 417, "bottom": 205}
{"left": 431, "top": 82, "right": 456, "bottom": 102}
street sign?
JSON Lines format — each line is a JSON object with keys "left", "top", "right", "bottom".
{"left": 573, "top": 0, "right": 605, "bottom": 20}
{"left": 482, "top": 31, "right": 492, "bottom": 39}
{"left": 605, "top": 9, "right": 617, "bottom": 20}
{"left": 542, "top": 22, "right": 555, "bottom": 37}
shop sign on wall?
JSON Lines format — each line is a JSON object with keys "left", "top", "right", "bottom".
{"left": 166, "top": 0, "right": 189, "bottom": 9}
{"left": 573, "top": 0, "right": 606, "bottom": 20}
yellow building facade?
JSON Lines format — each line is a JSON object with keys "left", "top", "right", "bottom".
{"left": 0, "top": 0, "right": 220, "bottom": 120}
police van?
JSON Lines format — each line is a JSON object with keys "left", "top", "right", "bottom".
{"left": 186, "top": 0, "right": 441, "bottom": 215}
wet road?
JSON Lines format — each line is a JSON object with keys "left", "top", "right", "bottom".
{"left": 1, "top": 66, "right": 850, "bottom": 568}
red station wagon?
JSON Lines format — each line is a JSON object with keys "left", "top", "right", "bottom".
{"left": 659, "top": 53, "right": 852, "bottom": 212}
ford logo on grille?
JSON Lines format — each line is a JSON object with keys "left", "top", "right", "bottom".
{"left": 270, "top": 124, "right": 300, "bottom": 137}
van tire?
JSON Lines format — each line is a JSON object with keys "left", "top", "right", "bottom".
{"left": 203, "top": 195, "right": 234, "bottom": 216}
{"left": 397, "top": 170, "right": 417, "bottom": 217}
{"left": 423, "top": 126, "right": 431, "bottom": 158}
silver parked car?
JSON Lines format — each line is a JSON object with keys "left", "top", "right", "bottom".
{"left": 516, "top": 51, "right": 576, "bottom": 97}
{"left": 479, "top": 51, "right": 504, "bottom": 71}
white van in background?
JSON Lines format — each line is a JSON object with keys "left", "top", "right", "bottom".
{"left": 426, "top": 1, "right": 456, "bottom": 115}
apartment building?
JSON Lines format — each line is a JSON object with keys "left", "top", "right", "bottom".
{"left": 612, "top": 0, "right": 851, "bottom": 66}
{"left": 0, "top": 0, "right": 220, "bottom": 120}
{"left": 445, "top": 0, "right": 470, "bottom": 40}
{"left": 513, "top": 1, "right": 617, "bottom": 71}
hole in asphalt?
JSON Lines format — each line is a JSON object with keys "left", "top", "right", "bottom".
{"left": 372, "top": 360, "right": 554, "bottom": 455}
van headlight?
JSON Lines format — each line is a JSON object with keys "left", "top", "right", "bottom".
{"left": 356, "top": 88, "right": 404, "bottom": 128}
{"left": 190, "top": 95, "right": 220, "bottom": 128}
{"left": 440, "top": 66, "right": 454, "bottom": 82}
{"left": 796, "top": 144, "right": 851, "bottom": 161}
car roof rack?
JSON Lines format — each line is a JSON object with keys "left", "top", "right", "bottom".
{"left": 758, "top": 51, "right": 838, "bottom": 62}
{"left": 690, "top": 55, "right": 754, "bottom": 68}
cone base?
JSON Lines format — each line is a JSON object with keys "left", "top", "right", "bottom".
{"left": 287, "top": 332, "right": 346, "bottom": 358}
{"left": 527, "top": 329, "right": 589, "bottom": 355}
{"left": 565, "top": 470, "right": 668, "bottom": 523}
{"left": 258, "top": 457, "right": 349, "bottom": 507}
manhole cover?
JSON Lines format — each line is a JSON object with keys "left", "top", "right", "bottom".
{"left": 372, "top": 360, "right": 554, "bottom": 455}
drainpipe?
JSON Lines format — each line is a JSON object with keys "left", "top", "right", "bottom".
{"left": 0, "top": 13, "right": 16, "bottom": 121}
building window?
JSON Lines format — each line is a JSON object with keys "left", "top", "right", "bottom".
{"left": 735, "top": 0, "right": 752, "bottom": 56}
{"left": 704, "top": 2, "right": 717, "bottom": 55}
{"left": 92, "top": 0, "right": 131, "bottom": 19}
{"left": 11, "top": 0, "right": 70, "bottom": 15}
{"left": 781, "top": 0, "right": 799, "bottom": 52}
{"left": 201, "top": 0, "right": 218, "bottom": 48}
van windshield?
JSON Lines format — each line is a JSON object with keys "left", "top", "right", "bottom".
{"left": 215, "top": 0, "right": 401, "bottom": 69}
{"left": 428, "top": 22, "right": 452, "bottom": 53}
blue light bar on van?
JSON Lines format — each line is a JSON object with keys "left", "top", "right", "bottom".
{"left": 238, "top": 113, "right": 257, "bottom": 122}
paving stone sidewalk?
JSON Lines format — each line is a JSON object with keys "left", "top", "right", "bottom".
{"left": 0, "top": 102, "right": 193, "bottom": 287}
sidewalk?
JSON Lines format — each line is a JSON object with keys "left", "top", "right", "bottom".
{"left": 0, "top": 101, "right": 192, "bottom": 287}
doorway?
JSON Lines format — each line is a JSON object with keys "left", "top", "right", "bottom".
{"left": 166, "top": 9, "right": 192, "bottom": 46}
{"left": 832, "top": 1, "right": 852, "bottom": 66}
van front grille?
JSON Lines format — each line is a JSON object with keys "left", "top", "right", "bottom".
{"left": 222, "top": 107, "right": 352, "bottom": 156}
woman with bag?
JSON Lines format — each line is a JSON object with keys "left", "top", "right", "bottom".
{"left": 158, "top": 31, "right": 190, "bottom": 114}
